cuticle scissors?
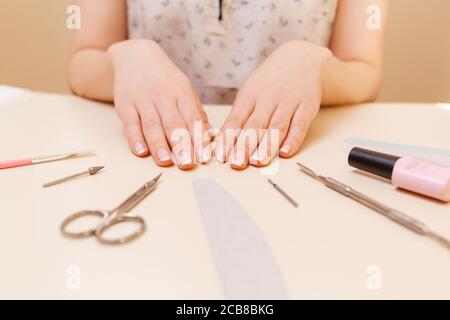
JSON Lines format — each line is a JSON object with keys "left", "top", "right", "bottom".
{"left": 60, "top": 173, "right": 162, "bottom": 245}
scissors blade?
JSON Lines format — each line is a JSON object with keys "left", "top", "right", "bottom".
{"left": 114, "top": 173, "right": 162, "bottom": 213}
{"left": 149, "top": 172, "right": 163, "bottom": 186}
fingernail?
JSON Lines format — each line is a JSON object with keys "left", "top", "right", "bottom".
{"left": 157, "top": 148, "right": 171, "bottom": 162}
{"left": 250, "top": 152, "right": 259, "bottom": 164}
{"left": 202, "top": 148, "right": 211, "bottom": 163}
{"left": 196, "top": 147, "right": 203, "bottom": 164}
{"left": 180, "top": 149, "right": 192, "bottom": 166}
{"left": 215, "top": 147, "right": 225, "bottom": 163}
{"left": 196, "top": 147, "right": 210, "bottom": 164}
{"left": 209, "top": 128, "right": 220, "bottom": 137}
{"left": 250, "top": 149, "right": 267, "bottom": 165}
{"left": 135, "top": 142, "right": 146, "bottom": 155}
{"left": 231, "top": 150, "right": 245, "bottom": 166}
{"left": 280, "top": 144, "right": 291, "bottom": 154}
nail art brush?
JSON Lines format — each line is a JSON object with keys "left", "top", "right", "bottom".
{"left": 0, "top": 149, "right": 95, "bottom": 170}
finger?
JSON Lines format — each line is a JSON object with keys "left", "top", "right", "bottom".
{"left": 193, "top": 92, "right": 211, "bottom": 125}
{"left": 215, "top": 91, "right": 255, "bottom": 163}
{"left": 138, "top": 102, "right": 173, "bottom": 167}
{"left": 279, "top": 102, "right": 317, "bottom": 158}
{"left": 249, "top": 130, "right": 279, "bottom": 168}
{"left": 229, "top": 101, "right": 275, "bottom": 169}
{"left": 177, "top": 94, "right": 212, "bottom": 164}
{"left": 154, "top": 96, "right": 194, "bottom": 169}
{"left": 115, "top": 98, "right": 149, "bottom": 157}
{"left": 250, "top": 101, "right": 297, "bottom": 166}
{"left": 194, "top": 93, "right": 216, "bottom": 143}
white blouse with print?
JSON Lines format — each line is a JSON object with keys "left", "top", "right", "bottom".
{"left": 127, "top": 0, "right": 338, "bottom": 104}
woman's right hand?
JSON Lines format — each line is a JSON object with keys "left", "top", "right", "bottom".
{"left": 107, "top": 39, "right": 211, "bottom": 169}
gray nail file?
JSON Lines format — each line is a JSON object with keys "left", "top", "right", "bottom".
{"left": 193, "top": 178, "right": 288, "bottom": 300}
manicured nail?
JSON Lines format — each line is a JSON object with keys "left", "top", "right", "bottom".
{"left": 215, "top": 147, "right": 225, "bottom": 163}
{"left": 231, "top": 150, "right": 245, "bottom": 166}
{"left": 157, "top": 148, "right": 171, "bottom": 162}
{"left": 135, "top": 142, "right": 146, "bottom": 155}
{"left": 195, "top": 147, "right": 210, "bottom": 164}
{"left": 180, "top": 149, "right": 192, "bottom": 166}
{"left": 202, "top": 148, "right": 211, "bottom": 163}
{"left": 251, "top": 149, "right": 268, "bottom": 164}
{"left": 250, "top": 152, "right": 259, "bottom": 164}
{"left": 280, "top": 144, "right": 291, "bottom": 154}
{"left": 195, "top": 147, "right": 203, "bottom": 164}
{"left": 209, "top": 128, "right": 220, "bottom": 137}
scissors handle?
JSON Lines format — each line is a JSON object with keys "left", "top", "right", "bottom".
{"left": 60, "top": 174, "right": 161, "bottom": 244}
{"left": 95, "top": 214, "right": 146, "bottom": 245}
{"left": 60, "top": 210, "right": 108, "bottom": 238}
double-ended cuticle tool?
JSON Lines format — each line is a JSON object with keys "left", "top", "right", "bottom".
{"left": 43, "top": 166, "right": 105, "bottom": 188}
{"left": 297, "top": 163, "right": 450, "bottom": 250}
{"left": 267, "top": 179, "right": 298, "bottom": 208}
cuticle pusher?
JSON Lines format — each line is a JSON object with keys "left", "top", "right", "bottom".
{"left": 43, "top": 166, "right": 104, "bottom": 188}
{"left": 297, "top": 162, "right": 450, "bottom": 250}
{"left": 267, "top": 179, "right": 298, "bottom": 208}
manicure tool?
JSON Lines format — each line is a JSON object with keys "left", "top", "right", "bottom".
{"left": 60, "top": 173, "right": 162, "bottom": 245}
{"left": 0, "top": 149, "right": 95, "bottom": 170}
{"left": 297, "top": 163, "right": 450, "bottom": 249}
{"left": 193, "top": 179, "right": 288, "bottom": 299}
{"left": 43, "top": 166, "right": 105, "bottom": 188}
{"left": 267, "top": 179, "right": 298, "bottom": 207}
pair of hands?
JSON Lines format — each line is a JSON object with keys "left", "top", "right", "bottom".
{"left": 108, "top": 39, "right": 331, "bottom": 170}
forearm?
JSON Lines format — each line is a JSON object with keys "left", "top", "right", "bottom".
{"left": 321, "top": 55, "right": 381, "bottom": 106}
{"left": 68, "top": 48, "right": 114, "bottom": 102}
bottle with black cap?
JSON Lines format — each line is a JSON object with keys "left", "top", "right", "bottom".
{"left": 348, "top": 147, "right": 450, "bottom": 202}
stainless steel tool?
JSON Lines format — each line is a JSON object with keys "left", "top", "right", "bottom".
{"left": 297, "top": 163, "right": 450, "bottom": 249}
{"left": 43, "top": 166, "right": 104, "bottom": 188}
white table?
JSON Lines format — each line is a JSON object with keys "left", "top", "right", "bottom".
{"left": 1, "top": 91, "right": 449, "bottom": 299}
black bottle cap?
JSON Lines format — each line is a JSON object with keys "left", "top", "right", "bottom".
{"left": 348, "top": 147, "right": 400, "bottom": 180}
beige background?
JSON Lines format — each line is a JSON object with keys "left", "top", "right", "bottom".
{"left": 0, "top": 0, "right": 449, "bottom": 102}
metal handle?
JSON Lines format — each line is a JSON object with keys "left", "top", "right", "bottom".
{"left": 43, "top": 171, "right": 88, "bottom": 188}
{"left": 323, "top": 177, "right": 427, "bottom": 235}
{"left": 60, "top": 210, "right": 108, "bottom": 238}
{"left": 95, "top": 214, "right": 146, "bottom": 245}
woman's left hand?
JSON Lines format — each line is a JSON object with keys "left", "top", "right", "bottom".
{"left": 215, "top": 41, "right": 331, "bottom": 169}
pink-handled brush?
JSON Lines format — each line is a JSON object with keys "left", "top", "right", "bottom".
{"left": 0, "top": 150, "right": 95, "bottom": 170}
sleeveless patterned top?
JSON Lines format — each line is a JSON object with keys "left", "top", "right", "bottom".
{"left": 127, "top": 0, "right": 338, "bottom": 104}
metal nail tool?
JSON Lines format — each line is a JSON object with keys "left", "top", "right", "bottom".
{"left": 43, "top": 166, "right": 104, "bottom": 188}
{"left": 60, "top": 173, "right": 162, "bottom": 245}
{"left": 267, "top": 179, "right": 298, "bottom": 207}
{"left": 297, "top": 163, "right": 450, "bottom": 249}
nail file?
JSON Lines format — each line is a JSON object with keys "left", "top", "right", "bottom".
{"left": 193, "top": 179, "right": 288, "bottom": 300}
{"left": 343, "top": 138, "right": 450, "bottom": 165}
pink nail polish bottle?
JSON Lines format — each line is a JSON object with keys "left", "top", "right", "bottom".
{"left": 348, "top": 147, "right": 450, "bottom": 202}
